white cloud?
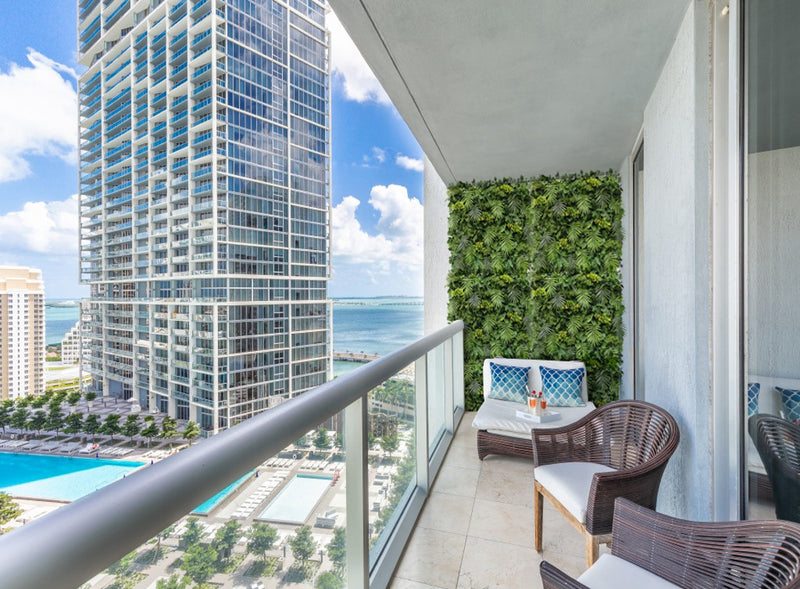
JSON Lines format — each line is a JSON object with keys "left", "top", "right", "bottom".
{"left": 332, "top": 184, "right": 423, "bottom": 290}
{"left": 327, "top": 11, "right": 391, "bottom": 105}
{"left": 0, "top": 49, "right": 78, "bottom": 182}
{"left": 396, "top": 154, "right": 424, "bottom": 172}
{"left": 0, "top": 195, "right": 79, "bottom": 255}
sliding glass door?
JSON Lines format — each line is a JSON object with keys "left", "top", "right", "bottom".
{"left": 743, "top": 0, "right": 800, "bottom": 521}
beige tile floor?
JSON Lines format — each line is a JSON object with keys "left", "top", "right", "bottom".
{"left": 389, "top": 412, "right": 600, "bottom": 589}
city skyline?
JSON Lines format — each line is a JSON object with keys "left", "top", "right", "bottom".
{"left": 0, "top": 2, "right": 424, "bottom": 299}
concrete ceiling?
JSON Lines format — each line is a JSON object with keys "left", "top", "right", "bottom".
{"left": 329, "top": 0, "right": 690, "bottom": 184}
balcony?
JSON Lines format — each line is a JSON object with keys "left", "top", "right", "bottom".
{"left": 0, "top": 322, "right": 467, "bottom": 589}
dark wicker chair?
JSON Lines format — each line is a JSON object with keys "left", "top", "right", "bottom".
{"left": 541, "top": 498, "right": 800, "bottom": 588}
{"left": 749, "top": 414, "right": 800, "bottom": 523}
{"left": 532, "top": 400, "right": 679, "bottom": 567}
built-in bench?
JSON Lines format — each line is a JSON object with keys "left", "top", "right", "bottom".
{"left": 472, "top": 358, "right": 596, "bottom": 460}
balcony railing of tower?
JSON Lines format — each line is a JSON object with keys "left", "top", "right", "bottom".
{"left": 0, "top": 320, "right": 465, "bottom": 589}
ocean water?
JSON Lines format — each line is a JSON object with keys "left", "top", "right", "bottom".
{"left": 45, "top": 303, "right": 81, "bottom": 345}
{"left": 332, "top": 297, "right": 423, "bottom": 356}
{"left": 45, "top": 297, "right": 425, "bottom": 369}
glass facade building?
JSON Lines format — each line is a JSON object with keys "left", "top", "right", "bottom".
{"left": 78, "top": 0, "right": 330, "bottom": 434}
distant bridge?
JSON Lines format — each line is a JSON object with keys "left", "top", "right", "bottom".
{"left": 333, "top": 351, "right": 380, "bottom": 363}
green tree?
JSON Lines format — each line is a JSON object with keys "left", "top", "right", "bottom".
{"left": 27, "top": 410, "right": 47, "bottom": 438}
{"left": 107, "top": 550, "right": 136, "bottom": 587}
{"left": 123, "top": 414, "right": 141, "bottom": 442}
{"left": 315, "top": 571, "right": 345, "bottom": 589}
{"left": 10, "top": 406, "right": 29, "bottom": 433}
{"left": 46, "top": 405, "right": 64, "bottom": 438}
{"left": 182, "top": 421, "right": 201, "bottom": 445}
{"left": 160, "top": 416, "right": 179, "bottom": 447}
{"left": 289, "top": 525, "right": 316, "bottom": 566}
{"left": 180, "top": 517, "right": 203, "bottom": 549}
{"left": 212, "top": 520, "right": 241, "bottom": 562}
{"left": 30, "top": 395, "right": 47, "bottom": 409}
{"left": 141, "top": 420, "right": 159, "bottom": 448}
{"left": 64, "top": 412, "right": 84, "bottom": 435}
{"left": 379, "top": 432, "right": 400, "bottom": 458}
{"left": 246, "top": 522, "right": 278, "bottom": 563}
{"left": 333, "top": 432, "right": 343, "bottom": 450}
{"left": 326, "top": 526, "right": 346, "bottom": 573}
{"left": 155, "top": 574, "right": 187, "bottom": 589}
{"left": 315, "top": 427, "right": 331, "bottom": 450}
{"left": 0, "top": 400, "right": 13, "bottom": 435}
{"left": 66, "top": 391, "right": 82, "bottom": 407}
{"left": 102, "top": 413, "right": 122, "bottom": 440}
{"left": 0, "top": 492, "right": 22, "bottom": 534}
{"left": 84, "top": 391, "right": 97, "bottom": 406}
{"left": 83, "top": 414, "right": 101, "bottom": 442}
{"left": 180, "top": 543, "right": 217, "bottom": 586}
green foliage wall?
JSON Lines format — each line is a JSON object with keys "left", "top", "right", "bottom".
{"left": 447, "top": 172, "right": 624, "bottom": 410}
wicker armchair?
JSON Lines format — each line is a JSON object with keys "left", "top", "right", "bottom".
{"left": 541, "top": 498, "right": 800, "bottom": 588}
{"left": 749, "top": 414, "right": 800, "bottom": 523}
{"left": 532, "top": 400, "right": 679, "bottom": 567}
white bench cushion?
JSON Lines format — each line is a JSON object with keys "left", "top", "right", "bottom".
{"left": 577, "top": 554, "right": 680, "bottom": 589}
{"left": 472, "top": 398, "right": 595, "bottom": 439}
{"left": 534, "top": 462, "right": 615, "bottom": 523}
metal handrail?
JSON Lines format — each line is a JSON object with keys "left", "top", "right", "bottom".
{"left": 0, "top": 320, "right": 464, "bottom": 589}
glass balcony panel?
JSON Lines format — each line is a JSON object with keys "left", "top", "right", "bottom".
{"left": 367, "top": 362, "right": 417, "bottom": 569}
{"left": 99, "top": 413, "right": 348, "bottom": 588}
{"left": 426, "top": 344, "right": 446, "bottom": 457}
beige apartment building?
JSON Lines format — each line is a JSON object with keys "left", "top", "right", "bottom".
{"left": 0, "top": 267, "right": 45, "bottom": 399}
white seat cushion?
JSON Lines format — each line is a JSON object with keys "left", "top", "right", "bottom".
{"left": 534, "top": 462, "right": 615, "bottom": 523}
{"left": 577, "top": 554, "right": 680, "bottom": 589}
{"left": 472, "top": 398, "right": 595, "bottom": 439}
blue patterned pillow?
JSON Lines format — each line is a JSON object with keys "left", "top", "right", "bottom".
{"left": 777, "top": 386, "right": 800, "bottom": 423}
{"left": 540, "top": 366, "right": 585, "bottom": 407}
{"left": 488, "top": 362, "right": 529, "bottom": 404}
{"left": 747, "top": 382, "right": 760, "bottom": 418}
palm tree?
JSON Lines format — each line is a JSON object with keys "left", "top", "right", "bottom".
{"left": 182, "top": 421, "right": 201, "bottom": 445}
{"left": 160, "top": 416, "right": 179, "bottom": 448}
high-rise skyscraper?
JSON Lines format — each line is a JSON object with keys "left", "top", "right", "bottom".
{"left": 0, "top": 267, "right": 45, "bottom": 400}
{"left": 78, "top": 0, "right": 330, "bottom": 434}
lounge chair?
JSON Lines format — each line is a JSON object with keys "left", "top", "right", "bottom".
{"left": 79, "top": 443, "right": 98, "bottom": 454}
{"left": 59, "top": 442, "right": 81, "bottom": 454}
{"left": 533, "top": 400, "right": 679, "bottom": 567}
{"left": 749, "top": 414, "right": 800, "bottom": 523}
{"left": 39, "top": 441, "right": 62, "bottom": 452}
{"left": 22, "top": 440, "right": 43, "bottom": 450}
{"left": 540, "top": 498, "right": 800, "bottom": 589}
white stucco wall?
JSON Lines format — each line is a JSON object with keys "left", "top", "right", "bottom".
{"left": 634, "top": 1, "right": 713, "bottom": 520}
{"left": 423, "top": 155, "right": 450, "bottom": 334}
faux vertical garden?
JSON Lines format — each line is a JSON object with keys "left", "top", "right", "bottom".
{"left": 447, "top": 172, "right": 624, "bottom": 410}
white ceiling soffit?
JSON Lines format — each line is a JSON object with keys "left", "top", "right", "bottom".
{"left": 329, "top": 0, "right": 690, "bottom": 184}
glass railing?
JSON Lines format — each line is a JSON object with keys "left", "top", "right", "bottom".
{"left": 0, "top": 322, "right": 464, "bottom": 589}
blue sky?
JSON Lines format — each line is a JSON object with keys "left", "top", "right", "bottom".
{"left": 0, "top": 3, "right": 424, "bottom": 298}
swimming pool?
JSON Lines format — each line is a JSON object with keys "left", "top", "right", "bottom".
{"left": 0, "top": 453, "right": 145, "bottom": 501}
{"left": 258, "top": 474, "right": 332, "bottom": 525}
{"left": 192, "top": 472, "right": 253, "bottom": 515}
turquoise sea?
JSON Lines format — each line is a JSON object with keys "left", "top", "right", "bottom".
{"left": 45, "top": 302, "right": 81, "bottom": 345}
{"left": 46, "top": 296, "right": 424, "bottom": 361}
